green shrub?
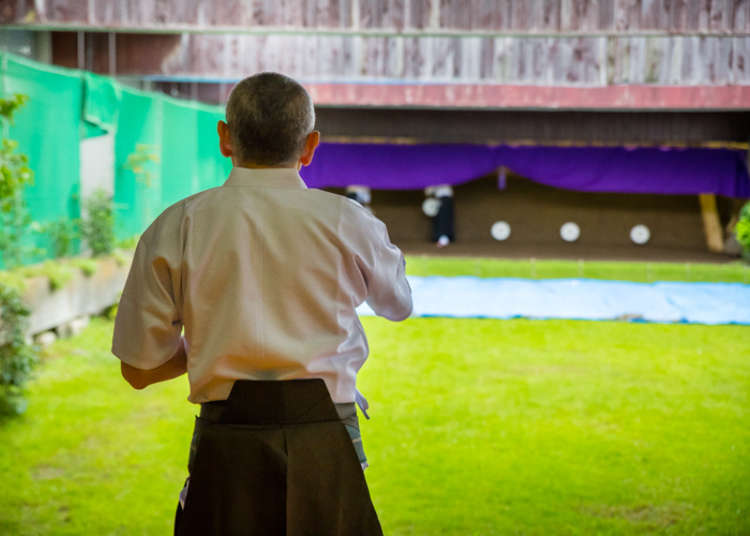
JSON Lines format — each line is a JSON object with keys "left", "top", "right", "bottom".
{"left": 80, "top": 190, "right": 115, "bottom": 257}
{"left": 71, "top": 257, "right": 98, "bottom": 277}
{"left": 116, "top": 234, "right": 139, "bottom": 251}
{"left": 41, "top": 218, "right": 79, "bottom": 259}
{"left": 0, "top": 283, "right": 37, "bottom": 416}
{"left": 736, "top": 202, "right": 750, "bottom": 262}
{"left": 0, "top": 94, "right": 36, "bottom": 269}
{"left": 124, "top": 144, "right": 160, "bottom": 187}
{"left": 34, "top": 260, "right": 74, "bottom": 291}
{"left": 0, "top": 139, "right": 33, "bottom": 210}
{"left": 0, "top": 195, "right": 36, "bottom": 268}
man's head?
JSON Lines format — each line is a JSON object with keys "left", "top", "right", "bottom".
{"left": 218, "top": 72, "right": 319, "bottom": 168}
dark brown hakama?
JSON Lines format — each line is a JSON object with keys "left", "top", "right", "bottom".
{"left": 174, "top": 379, "right": 382, "bottom": 536}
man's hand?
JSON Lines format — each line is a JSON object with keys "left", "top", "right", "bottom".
{"left": 121, "top": 338, "right": 187, "bottom": 390}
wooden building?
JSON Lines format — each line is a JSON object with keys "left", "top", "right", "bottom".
{"left": 2, "top": 0, "right": 749, "bottom": 260}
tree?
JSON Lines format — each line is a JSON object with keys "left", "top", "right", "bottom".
{"left": 0, "top": 94, "right": 35, "bottom": 268}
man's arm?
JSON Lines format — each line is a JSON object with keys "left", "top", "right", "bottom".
{"left": 121, "top": 338, "right": 187, "bottom": 390}
{"left": 113, "top": 208, "right": 187, "bottom": 383}
{"left": 365, "top": 252, "right": 412, "bottom": 321}
{"left": 347, "top": 203, "right": 412, "bottom": 321}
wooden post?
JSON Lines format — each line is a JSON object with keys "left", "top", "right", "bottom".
{"left": 698, "top": 193, "right": 724, "bottom": 253}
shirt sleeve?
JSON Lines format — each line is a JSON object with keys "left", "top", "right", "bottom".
{"left": 345, "top": 202, "right": 413, "bottom": 321}
{"left": 111, "top": 208, "right": 184, "bottom": 370}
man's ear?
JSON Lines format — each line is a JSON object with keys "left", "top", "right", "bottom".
{"left": 299, "top": 131, "right": 320, "bottom": 167}
{"left": 217, "top": 120, "right": 233, "bottom": 158}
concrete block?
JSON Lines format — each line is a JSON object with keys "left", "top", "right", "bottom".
{"left": 57, "top": 316, "right": 91, "bottom": 338}
{"left": 35, "top": 331, "right": 57, "bottom": 347}
{"left": 24, "top": 256, "right": 131, "bottom": 337}
{"left": 71, "top": 315, "right": 90, "bottom": 334}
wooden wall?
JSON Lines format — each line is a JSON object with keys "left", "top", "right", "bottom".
{"left": 313, "top": 108, "right": 750, "bottom": 144}
{"left": 367, "top": 175, "right": 725, "bottom": 261}
{"left": 142, "top": 32, "right": 748, "bottom": 86}
{"left": 6, "top": 1, "right": 750, "bottom": 108}
{"left": 5, "top": 0, "right": 750, "bottom": 33}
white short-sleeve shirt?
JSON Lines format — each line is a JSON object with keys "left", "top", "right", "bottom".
{"left": 112, "top": 167, "right": 412, "bottom": 404}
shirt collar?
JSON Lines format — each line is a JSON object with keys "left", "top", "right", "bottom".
{"left": 223, "top": 166, "right": 308, "bottom": 189}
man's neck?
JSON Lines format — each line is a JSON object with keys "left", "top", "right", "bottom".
{"left": 234, "top": 160, "right": 298, "bottom": 170}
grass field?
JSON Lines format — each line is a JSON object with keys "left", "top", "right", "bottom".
{"left": 404, "top": 255, "right": 750, "bottom": 283}
{"left": 1, "top": 314, "right": 748, "bottom": 535}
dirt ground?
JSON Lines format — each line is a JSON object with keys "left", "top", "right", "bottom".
{"left": 331, "top": 174, "right": 742, "bottom": 264}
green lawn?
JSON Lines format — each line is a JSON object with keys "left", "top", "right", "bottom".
{"left": 1, "top": 316, "right": 748, "bottom": 535}
{"left": 405, "top": 255, "right": 750, "bottom": 283}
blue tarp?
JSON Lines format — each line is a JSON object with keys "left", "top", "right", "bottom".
{"left": 357, "top": 277, "right": 750, "bottom": 325}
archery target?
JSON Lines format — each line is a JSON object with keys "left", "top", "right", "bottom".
{"left": 560, "top": 222, "right": 581, "bottom": 242}
{"left": 630, "top": 224, "right": 651, "bottom": 245}
{"left": 490, "top": 221, "right": 511, "bottom": 241}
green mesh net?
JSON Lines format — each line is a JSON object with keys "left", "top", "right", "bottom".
{"left": 0, "top": 51, "right": 231, "bottom": 265}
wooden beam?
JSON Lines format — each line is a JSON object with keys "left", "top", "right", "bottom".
{"left": 305, "top": 84, "right": 750, "bottom": 111}
{"left": 698, "top": 193, "right": 724, "bottom": 253}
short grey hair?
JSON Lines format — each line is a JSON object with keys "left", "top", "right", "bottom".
{"left": 225, "top": 73, "right": 315, "bottom": 166}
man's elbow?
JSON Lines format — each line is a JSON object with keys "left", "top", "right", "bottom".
{"left": 393, "top": 303, "right": 413, "bottom": 322}
{"left": 383, "top": 300, "right": 413, "bottom": 322}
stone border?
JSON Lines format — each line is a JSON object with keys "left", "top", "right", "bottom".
{"left": 21, "top": 256, "right": 131, "bottom": 337}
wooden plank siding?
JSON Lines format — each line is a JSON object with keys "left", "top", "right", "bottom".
{"left": 142, "top": 33, "right": 750, "bottom": 86}
{"left": 8, "top": 1, "right": 750, "bottom": 108}
{"left": 45, "top": 30, "right": 750, "bottom": 86}
{"left": 4, "top": 0, "right": 750, "bottom": 34}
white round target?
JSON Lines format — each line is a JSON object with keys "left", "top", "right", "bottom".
{"left": 630, "top": 224, "right": 651, "bottom": 245}
{"left": 422, "top": 198, "right": 441, "bottom": 217}
{"left": 560, "top": 222, "right": 581, "bottom": 242}
{"left": 490, "top": 221, "right": 511, "bottom": 241}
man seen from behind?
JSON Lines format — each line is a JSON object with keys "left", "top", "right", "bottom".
{"left": 111, "top": 72, "right": 412, "bottom": 535}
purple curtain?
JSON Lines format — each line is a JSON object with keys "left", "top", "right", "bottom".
{"left": 301, "top": 143, "right": 497, "bottom": 190}
{"left": 300, "top": 142, "right": 750, "bottom": 198}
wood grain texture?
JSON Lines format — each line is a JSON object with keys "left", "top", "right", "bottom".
{"left": 698, "top": 193, "right": 725, "bottom": 253}
{"left": 11, "top": 1, "right": 750, "bottom": 108}
{"left": 141, "top": 32, "right": 749, "bottom": 86}
{"left": 4, "top": 0, "right": 750, "bottom": 33}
